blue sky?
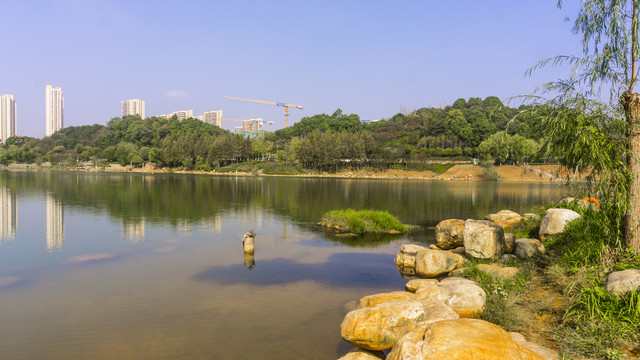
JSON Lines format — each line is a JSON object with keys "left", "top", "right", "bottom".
{"left": 1, "top": 0, "right": 582, "bottom": 137}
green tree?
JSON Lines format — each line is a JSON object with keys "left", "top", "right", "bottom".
{"left": 530, "top": 1, "right": 640, "bottom": 252}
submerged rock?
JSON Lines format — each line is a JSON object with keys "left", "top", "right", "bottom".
{"left": 387, "top": 319, "right": 545, "bottom": 360}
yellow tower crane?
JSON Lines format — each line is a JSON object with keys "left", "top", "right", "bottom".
{"left": 225, "top": 96, "right": 303, "bottom": 128}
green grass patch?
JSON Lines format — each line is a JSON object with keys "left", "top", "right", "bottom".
{"left": 320, "top": 209, "right": 408, "bottom": 234}
{"left": 459, "top": 261, "right": 534, "bottom": 329}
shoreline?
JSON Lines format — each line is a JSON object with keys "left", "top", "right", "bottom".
{"left": 1, "top": 163, "right": 571, "bottom": 183}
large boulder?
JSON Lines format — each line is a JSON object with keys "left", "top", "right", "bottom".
{"left": 415, "top": 249, "right": 465, "bottom": 278}
{"left": 340, "top": 300, "right": 458, "bottom": 351}
{"left": 337, "top": 347, "right": 385, "bottom": 360}
{"left": 435, "top": 219, "right": 465, "bottom": 249}
{"left": 387, "top": 319, "right": 545, "bottom": 360}
{"left": 358, "top": 291, "right": 418, "bottom": 309}
{"left": 405, "top": 279, "right": 440, "bottom": 293}
{"left": 486, "top": 210, "right": 523, "bottom": 229}
{"left": 605, "top": 269, "right": 640, "bottom": 296}
{"left": 415, "top": 277, "right": 486, "bottom": 318}
{"left": 463, "top": 220, "right": 506, "bottom": 260}
{"left": 395, "top": 244, "right": 429, "bottom": 276}
{"left": 538, "top": 208, "right": 581, "bottom": 241}
{"left": 514, "top": 238, "right": 545, "bottom": 260}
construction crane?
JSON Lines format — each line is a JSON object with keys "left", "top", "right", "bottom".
{"left": 225, "top": 96, "right": 303, "bottom": 128}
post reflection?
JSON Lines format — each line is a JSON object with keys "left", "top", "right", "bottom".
{"left": 243, "top": 252, "right": 255, "bottom": 270}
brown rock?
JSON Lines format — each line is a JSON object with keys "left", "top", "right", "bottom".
{"left": 340, "top": 300, "right": 432, "bottom": 351}
{"left": 406, "top": 279, "right": 440, "bottom": 293}
{"left": 476, "top": 264, "right": 520, "bottom": 279}
{"left": 605, "top": 269, "right": 640, "bottom": 296}
{"left": 463, "top": 220, "right": 506, "bottom": 260}
{"left": 435, "top": 219, "right": 465, "bottom": 250}
{"left": 509, "top": 332, "right": 560, "bottom": 360}
{"left": 337, "top": 347, "right": 385, "bottom": 360}
{"left": 415, "top": 277, "right": 486, "bottom": 318}
{"left": 358, "top": 291, "right": 418, "bottom": 309}
{"left": 504, "top": 233, "right": 516, "bottom": 254}
{"left": 387, "top": 319, "right": 545, "bottom": 360}
{"left": 415, "top": 249, "right": 465, "bottom": 278}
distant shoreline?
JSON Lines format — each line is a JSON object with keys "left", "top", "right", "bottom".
{"left": 1, "top": 163, "right": 570, "bottom": 183}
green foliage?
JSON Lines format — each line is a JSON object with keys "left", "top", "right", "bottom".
{"left": 477, "top": 131, "right": 538, "bottom": 162}
{"left": 321, "top": 209, "right": 408, "bottom": 234}
{"left": 460, "top": 262, "right": 534, "bottom": 329}
{"left": 479, "top": 160, "right": 502, "bottom": 181}
{"left": 260, "top": 162, "right": 304, "bottom": 175}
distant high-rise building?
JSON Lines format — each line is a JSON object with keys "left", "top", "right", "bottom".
{"left": 46, "top": 194, "right": 64, "bottom": 251}
{"left": 121, "top": 99, "right": 145, "bottom": 119}
{"left": 0, "top": 94, "right": 16, "bottom": 143}
{"left": 173, "top": 110, "right": 193, "bottom": 121}
{"left": 45, "top": 85, "right": 63, "bottom": 136}
{"left": 203, "top": 110, "right": 223, "bottom": 127}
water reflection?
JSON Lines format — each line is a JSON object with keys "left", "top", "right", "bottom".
{"left": 243, "top": 252, "right": 256, "bottom": 269}
{"left": 0, "top": 187, "right": 16, "bottom": 242}
{"left": 46, "top": 194, "right": 64, "bottom": 251}
{"left": 122, "top": 218, "right": 145, "bottom": 242}
{"left": 194, "top": 253, "right": 399, "bottom": 288}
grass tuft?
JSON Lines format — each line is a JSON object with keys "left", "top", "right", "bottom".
{"left": 320, "top": 209, "right": 408, "bottom": 234}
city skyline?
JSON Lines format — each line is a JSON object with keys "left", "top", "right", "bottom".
{"left": 0, "top": 2, "right": 583, "bottom": 138}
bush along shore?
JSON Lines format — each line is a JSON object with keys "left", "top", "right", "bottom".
{"left": 319, "top": 209, "right": 409, "bottom": 235}
{"left": 336, "top": 198, "right": 640, "bottom": 360}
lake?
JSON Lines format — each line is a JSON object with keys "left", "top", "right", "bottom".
{"left": 0, "top": 171, "right": 566, "bottom": 359}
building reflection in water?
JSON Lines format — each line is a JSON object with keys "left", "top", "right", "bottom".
{"left": 0, "top": 187, "right": 17, "bottom": 242}
{"left": 202, "top": 214, "right": 222, "bottom": 234}
{"left": 46, "top": 194, "right": 64, "bottom": 251}
{"left": 122, "top": 218, "right": 145, "bottom": 242}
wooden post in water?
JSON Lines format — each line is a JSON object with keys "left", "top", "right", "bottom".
{"left": 242, "top": 230, "right": 256, "bottom": 253}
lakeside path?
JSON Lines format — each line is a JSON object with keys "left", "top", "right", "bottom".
{"left": 5, "top": 163, "right": 570, "bottom": 183}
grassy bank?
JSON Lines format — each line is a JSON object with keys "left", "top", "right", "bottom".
{"left": 320, "top": 209, "right": 408, "bottom": 234}
{"left": 459, "top": 201, "right": 640, "bottom": 359}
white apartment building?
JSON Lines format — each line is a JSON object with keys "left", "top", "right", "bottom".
{"left": 204, "top": 110, "right": 223, "bottom": 127}
{"left": 45, "top": 85, "right": 63, "bottom": 136}
{"left": 156, "top": 110, "right": 193, "bottom": 121}
{"left": 121, "top": 99, "right": 145, "bottom": 119}
{"left": 0, "top": 94, "right": 16, "bottom": 143}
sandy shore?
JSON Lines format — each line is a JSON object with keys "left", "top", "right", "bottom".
{"left": 4, "top": 163, "right": 574, "bottom": 183}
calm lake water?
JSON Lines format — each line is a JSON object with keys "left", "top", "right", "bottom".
{"left": 0, "top": 171, "right": 567, "bottom": 359}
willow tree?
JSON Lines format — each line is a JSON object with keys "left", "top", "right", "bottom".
{"left": 530, "top": 1, "right": 640, "bottom": 253}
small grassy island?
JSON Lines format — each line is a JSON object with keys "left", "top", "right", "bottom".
{"left": 320, "top": 209, "right": 408, "bottom": 235}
